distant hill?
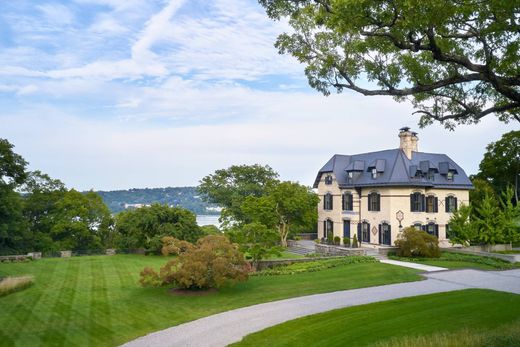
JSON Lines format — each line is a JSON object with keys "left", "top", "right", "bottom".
{"left": 95, "top": 186, "right": 221, "bottom": 214}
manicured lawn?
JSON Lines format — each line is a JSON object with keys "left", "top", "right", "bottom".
{"left": 0, "top": 255, "right": 421, "bottom": 346}
{"left": 389, "top": 251, "right": 520, "bottom": 270}
{"left": 269, "top": 251, "right": 305, "bottom": 259}
{"left": 232, "top": 289, "right": 520, "bottom": 347}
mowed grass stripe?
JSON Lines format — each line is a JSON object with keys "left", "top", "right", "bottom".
{"left": 88, "top": 258, "right": 114, "bottom": 346}
{"left": 0, "top": 255, "right": 422, "bottom": 346}
{"left": 39, "top": 258, "right": 81, "bottom": 346}
{"left": 232, "top": 289, "right": 520, "bottom": 347}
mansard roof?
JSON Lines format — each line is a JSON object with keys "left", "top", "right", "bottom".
{"left": 313, "top": 148, "right": 473, "bottom": 189}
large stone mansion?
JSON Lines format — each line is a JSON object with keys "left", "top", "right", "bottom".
{"left": 313, "top": 128, "right": 473, "bottom": 247}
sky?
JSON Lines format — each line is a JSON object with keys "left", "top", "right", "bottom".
{"left": 0, "top": 0, "right": 517, "bottom": 191}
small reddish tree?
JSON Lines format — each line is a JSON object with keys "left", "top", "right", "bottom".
{"left": 140, "top": 235, "right": 249, "bottom": 290}
{"left": 395, "top": 227, "right": 441, "bottom": 258}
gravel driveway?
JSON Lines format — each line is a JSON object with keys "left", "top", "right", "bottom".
{"left": 122, "top": 269, "right": 520, "bottom": 347}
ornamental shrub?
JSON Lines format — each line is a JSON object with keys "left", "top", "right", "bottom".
{"left": 343, "top": 237, "right": 350, "bottom": 247}
{"left": 394, "top": 227, "right": 441, "bottom": 258}
{"left": 333, "top": 236, "right": 341, "bottom": 245}
{"left": 139, "top": 235, "right": 250, "bottom": 290}
{"left": 351, "top": 234, "right": 359, "bottom": 248}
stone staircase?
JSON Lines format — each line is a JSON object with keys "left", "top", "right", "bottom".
{"left": 286, "top": 246, "right": 315, "bottom": 256}
{"left": 363, "top": 248, "right": 387, "bottom": 260}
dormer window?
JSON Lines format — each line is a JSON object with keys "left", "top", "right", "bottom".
{"left": 447, "top": 171, "right": 454, "bottom": 181}
{"left": 371, "top": 168, "right": 377, "bottom": 179}
{"left": 324, "top": 175, "right": 333, "bottom": 185}
{"left": 427, "top": 169, "right": 435, "bottom": 181}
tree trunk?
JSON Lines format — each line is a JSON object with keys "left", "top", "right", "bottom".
{"left": 280, "top": 222, "right": 288, "bottom": 248}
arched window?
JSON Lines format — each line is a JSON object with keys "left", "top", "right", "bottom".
{"left": 426, "top": 222, "right": 439, "bottom": 238}
{"left": 342, "top": 192, "right": 353, "bottom": 211}
{"left": 445, "top": 196, "right": 458, "bottom": 212}
{"left": 425, "top": 195, "right": 438, "bottom": 213}
{"left": 323, "top": 193, "right": 333, "bottom": 210}
{"left": 412, "top": 222, "right": 423, "bottom": 231}
{"left": 368, "top": 192, "right": 380, "bottom": 211}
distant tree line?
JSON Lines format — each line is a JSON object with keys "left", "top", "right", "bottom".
{"left": 0, "top": 139, "right": 215, "bottom": 255}
{"left": 96, "top": 187, "right": 220, "bottom": 214}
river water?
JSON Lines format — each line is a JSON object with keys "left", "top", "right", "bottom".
{"left": 196, "top": 214, "right": 221, "bottom": 227}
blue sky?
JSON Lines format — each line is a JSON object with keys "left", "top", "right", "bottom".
{"left": 1, "top": 0, "right": 517, "bottom": 191}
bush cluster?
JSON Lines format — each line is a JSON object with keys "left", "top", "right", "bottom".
{"left": 390, "top": 251, "right": 517, "bottom": 270}
{"left": 140, "top": 235, "right": 250, "bottom": 290}
{"left": 252, "top": 256, "right": 377, "bottom": 276}
{"left": 394, "top": 227, "right": 440, "bottom": 258}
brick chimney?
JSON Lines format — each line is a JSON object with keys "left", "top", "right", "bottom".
{"left": 398, "top": 127, "right": 418, "bottom": 159}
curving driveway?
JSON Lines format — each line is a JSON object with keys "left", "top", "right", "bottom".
{"left": 122, "top": 269, "right": 520, "bottom": 347}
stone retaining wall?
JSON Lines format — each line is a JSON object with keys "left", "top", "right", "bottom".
{"left": 315, "top": 244, "right": 366, "bottom": 256}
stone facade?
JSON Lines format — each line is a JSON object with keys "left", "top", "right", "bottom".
{"left": 314, "top": 128, "right": 472, "bottom": 248}
{"left": 317, "top": 178, "right": 469, "bottom": 247}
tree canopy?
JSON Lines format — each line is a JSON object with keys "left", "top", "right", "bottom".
{"left": 476, "top": 130, "right": 520, "bottom": 203}
{"left": 198, "top": 164, "right": 279, "bottom": 226}
{"left": 260, "top": 0, "right": 520, "bottom": 128}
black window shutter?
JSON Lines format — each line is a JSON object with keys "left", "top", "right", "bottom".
{"left": 422, "top": 225, "right": 427, "bottom": 232}
{"left": 368, "top": 223, "right": 371, "bottom": 243}
{"left": 323, "top": 221, "right": 326, "bottom": 238}
{"left": 445, "top": 197, "right": 449, "bottom": 212}
{"left": 434, "top": 197, "right": 438, "bottom": 212}
{"left": 388, "top": 225, "right": 392, "bottom": 245}
{"left": 323, "top": 196, "right": 327, "bottom": 210}
{"left": 330, "top": 195, "right": 333, "bottom": 210}
{"left": 342, "top": 194, "right": 345, "bottom": 210}
{"left": 349, "top": 194, "right": 353, "bottom": 210}
{"left": 378, "top": 224, "right": 382, "bottom": 244}
{"left": 435, "top": 224, "right": 439, "bottom": 238}
{"left": 410, "top": 194, "right": 414, "bottom": 211}
{"left": 454, "top": 197, "right": 458, "bottom": 211}
{"left": 357, "top": 223, "right": 361, "bottom": 242}
{"left": 368, "top": 194, "right": 372, "bottom": 211}
{"left": 377, "top": 194, "right": 381, "bottom": 211}
{"left": 421, "top": 194, "right": 426, "bottom": 212}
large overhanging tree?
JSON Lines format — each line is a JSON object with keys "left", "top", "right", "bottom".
{"left": 259, "top": 0, "right": 520, "bottom": 128}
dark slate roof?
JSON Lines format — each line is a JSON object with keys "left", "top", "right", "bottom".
{"left": 313, "top": 149, "right": 473, "bottom": 189}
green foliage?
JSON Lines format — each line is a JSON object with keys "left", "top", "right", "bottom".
{"left": 139, "top": 235, "right": 249, "bottom": 289}
{"left": 227, "top": 222, "right": 282, "bottom": 266}
{"left": 198, "top": 164, "right": 279, "bottom": 226}
{"left": 116, "top": 204, "right": 203, "bottom": 250}
{"left": 50, "top": 190, "right": 113, "bottom": 251}
{"left": 477, "top": 130, "right": 520, "bottom": 203}
{"left": 352, "top": 234, "right": 359, "bottom": 248}
{"left": 449, "top": 189, "right": 520, "bottom": 245}
{"left": 200, "top": 224, "right": 221, "bottom": 236}
{"left": 343, "top": 237, "right": 350, "bottom": 247}
{"left": 395, "top": 227, "right": 440, "bottom": 258}
{"left": 259, "top": 1, "right": 520, "bottom": 128}
{"left": 333, "top": 236, "right": 340, "bottom": 245}
{"left": 242, "top": 181, "right": 319, "bottom": 247}
{"left": 252, "top": 256, "right": 377, "bottom": 276}
{"left": 0, "top": 138, "right": 27, "bottom": 187}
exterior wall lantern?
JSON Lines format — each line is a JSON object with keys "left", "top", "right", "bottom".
{"left": 396, "top": 210, "right": 404, "bottom": 230}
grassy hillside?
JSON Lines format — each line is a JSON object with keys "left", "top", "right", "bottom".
{"left": 0, "top": 255, "right": 421, "bottom": 346}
